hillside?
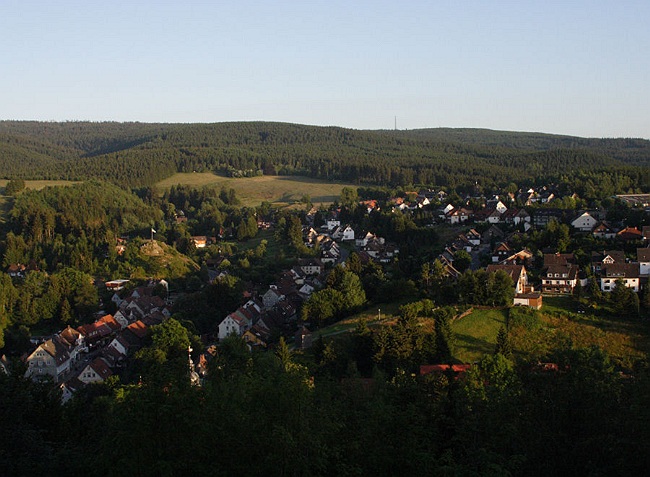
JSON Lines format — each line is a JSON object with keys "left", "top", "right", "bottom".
{"left": 0, "top": 121, "right": 648, "bottom": 190}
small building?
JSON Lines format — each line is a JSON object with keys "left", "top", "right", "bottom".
{"left": 295, "top": 326, "right": 313, "bottom": 350}
{"left": 513, "top": 292, "right": 543, "bottom": 309}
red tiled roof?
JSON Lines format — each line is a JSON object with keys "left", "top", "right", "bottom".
{"left": 420, "top": 364, "right": 472, "bottom": 377}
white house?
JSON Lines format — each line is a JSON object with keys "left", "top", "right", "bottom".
{"left": 78, "top": 357, "right": 113, "bottom": 384}
{"left": 331, "top": 224, "right": 355, "bottom": 241}
{"left": 217, "top": 314, "right": 250, "bottom": 340}
{"left": 326, "top": 219, "right": 340, "bottom": 231}
{"left": 571, "top": 212, "right": 598, "bottom": 232}
{"left": 600, "top": 264, "right": 640, "bottom": 292}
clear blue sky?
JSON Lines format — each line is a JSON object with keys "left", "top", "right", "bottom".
{"left": 1, "top": 0, "right": 648, "bottom": 138}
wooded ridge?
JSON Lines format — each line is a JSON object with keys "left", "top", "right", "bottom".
{"left": 1, "top": 121, "right": 648, "bottom": 190}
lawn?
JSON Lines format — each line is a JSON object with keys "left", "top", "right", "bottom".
{"left": 155, "top": 173, "right": 356, "bottom": 208}
{"left": 316, "top": 301, "right": 407, "bottom": 339}
{"left": 451, "top": 308, "right": 508, "bottom": 363}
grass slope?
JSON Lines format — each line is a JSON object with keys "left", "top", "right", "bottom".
{"left": 452, "top": 308, "right": 508, "bottom": 363}
{"left": 155, "top": 173, "right": 356, "bottom": 208}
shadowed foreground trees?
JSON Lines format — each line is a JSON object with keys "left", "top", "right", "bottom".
{"left": 3, "top": 337, "right": 649, "bottom": 477}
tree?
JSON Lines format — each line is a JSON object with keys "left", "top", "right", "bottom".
{"left": 494, "top": 326, "right": 512, "bottom": 359}
{"left": 301, "top": 288, "right": 343, "bottom": 326}
{"left": 610, "top": 280, "right": 640, "bottom": 317}
{"left": 433, "top": 307, "right": 455, "bottom": 362}
{"left": 339, "top": 187, "right": 358, "bottom": 210}
{"left": 453, "top": 250, "right": 472, "bottom": 273}
{"left": 4, "top": 178, "right": 26, "bottom": 196}
{"left": 337, "top": 271, "right": 366, "bottom": 311}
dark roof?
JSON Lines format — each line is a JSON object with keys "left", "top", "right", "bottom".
{"left": 543, "top": 253, "right": 576, "bottom": 266}
{"left": 638, "top": 248, "right": 650, "bottom": 262}
{"left": 601, "top": 263, "right": 640, "bottom": 278}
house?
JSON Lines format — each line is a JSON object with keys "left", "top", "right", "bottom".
{"left": 491, "top": 242, "right": 512, "bottom": 263}
{"left": 485, "top": 264, "right": 529, "bottom": 294}
{"left": 298, "top": 258, "right": 323, "bottom": 276}
{"left": 591, "top": 250, "right": 626, "bottom": 274}
{"left": 617, "top": 227, "right": 643, "bottom": 242}
{"left": 638, "top": 248, "right": 650, "bottom": 276}
{"left": 592, "top": 221, "right": 617, "bottom": 240}
{"left": 105, "top": 279, "right": 129, "bottom": 292}
{"left": 355, "top": 231, "right": 376, "bottom": 247}
{"left": 541, "top": 254, "right": 581, "bottom": 294}
{"left": 59, "top": 378, "right": 84, "bottom": 404}
{"left": 59, "top": 326, "right": 86, "bottom": 363}
{"left": 360, "top": 200, "right": 379, "bottom": 213}
{"left": 486, "top": 199, "right": 508, "bottom": 214}
{"left": 571, "top": 211, "right": 599, "bottom": 232}
{"left": 24, "top": 336, "right": 72, "bottom": 382}
{"left": 77, "top": 321, "right": 113, "bottom": 346}
{"left": 303, "top": 226, "right": 319, "bottom": 246}
{"left": 600, "top": 264, "right": 641, "bottom": 292}
{"left": 217, "top": 300, "right": 263, "bottom": 340}
{"left": 218, "top": 313, "right": 249, "bottom": 340}
{"left": 465, "top": 229, "right": 482, "bottom": 247}
{"left": 262, "top": 286, "right": 284, "bottom": 309}
{"left": 481, "top": 225, "right": 505, "bottom": 244}
{"left": 242, "top": 324, "right": 271, "bottom": 348}
{"left": 517, "top": 190, "right": 537, "bottom": 206}
{"left": 191, "top": 236, "right": 208, "bottom": 248}
{"left": 78, "top": 357, "right": 113, "bottom": 384}
{"left": 538, "top": 191, "right": 555, "bottom": 203}
{"left": 500, "top": 249, "right": 534, "bottom": 267}
{"left": 447, "top": 207, "right": 472, "bottom": 224}
{"left": 319, "top": 238, "right": 341, "bottom": 264}
{"left": 533, "top": 209, "right": 566, "bottom": 227}
{"left": 325, "top": 219, "right": 341, "bottom": 231}
{"left": 331, "top": 224, "right": 355, "bottom": 241}
{"left": 6, "top": 263, "right": 26, "bottom": 278}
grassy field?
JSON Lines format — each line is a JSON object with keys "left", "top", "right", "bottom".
{"left": 452, "top": 308, "right": 508, "bottom": 363}
{"left": 155, "top": 173, "right": 356, "bottom": 208}
{"left": 0, "top": 179, "right": 79, "bottom": 190}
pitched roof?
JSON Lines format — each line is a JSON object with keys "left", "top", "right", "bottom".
{"left": 87, "top": 357, "right": 113, "bottom": 380}
{"left": 40, "top": 336, "right": 71, "bottom": 365}
{"left": 617, "top": 227, "right": 642, "bottom": 240}
{"left": 601, "top": 263, "right": 640, "bottom": 279}
{"left": 126, "top": 320, "right": 149, "bottom": 339}
{"left": 543, "top": 253, "right": 576, "bottom": 266}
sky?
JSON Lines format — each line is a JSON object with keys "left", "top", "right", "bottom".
{"left": 1, "top": 0, "right": 649, "bottom": 138}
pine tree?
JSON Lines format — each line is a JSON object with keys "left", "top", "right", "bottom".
{"left": 495, "top": 325, "right": 513, "bottom": 359}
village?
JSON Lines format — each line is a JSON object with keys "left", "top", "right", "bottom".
{"left": 14, "top": 185, "right": 650, "bottom": 403}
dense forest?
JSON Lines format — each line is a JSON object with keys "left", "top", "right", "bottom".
{"left": 1, "top": 121, "right": 648, "bottom": 191}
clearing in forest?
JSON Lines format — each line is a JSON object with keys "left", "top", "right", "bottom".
{"left": 155, "top": 173, "right": 356, "bottom": 208}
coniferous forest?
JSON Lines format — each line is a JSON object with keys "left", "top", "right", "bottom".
{"left": 1, "top": 121, "right": 648, "bottom": 192}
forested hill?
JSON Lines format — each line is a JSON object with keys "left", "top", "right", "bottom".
{"left": 0, "top": 121, "right": 648, "bottom": 190}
